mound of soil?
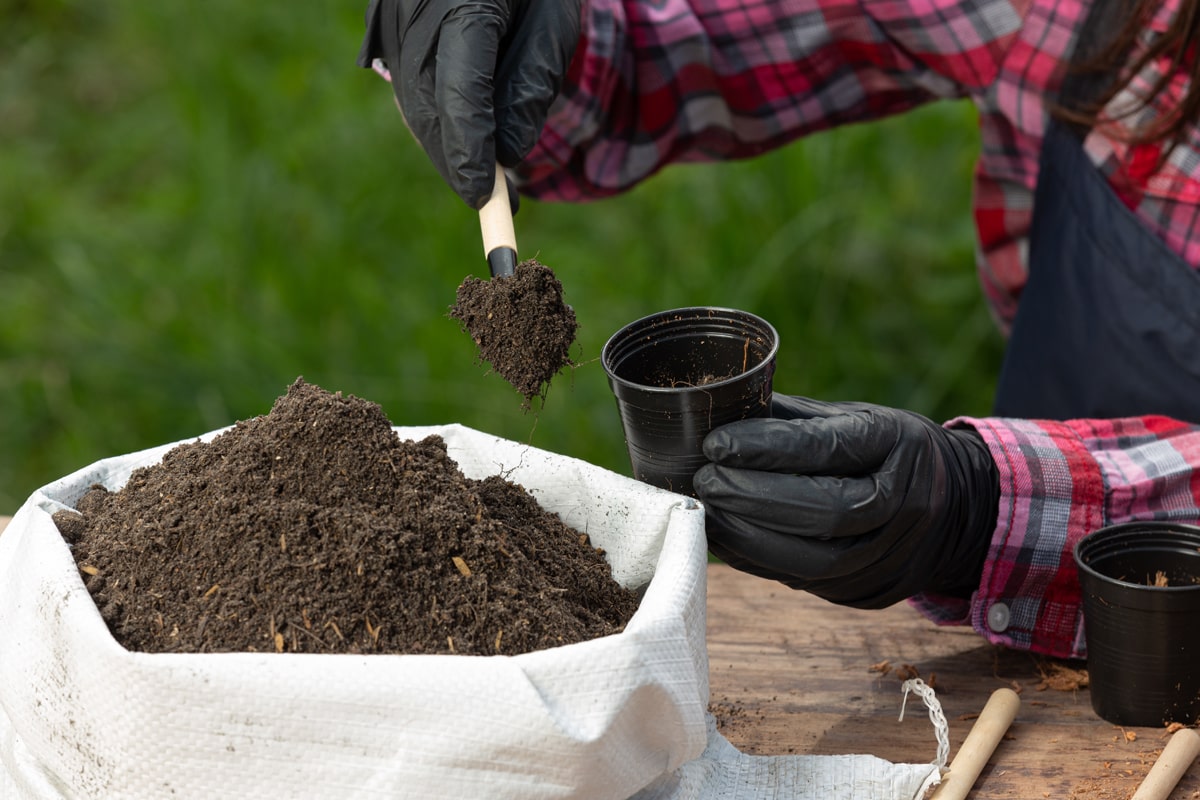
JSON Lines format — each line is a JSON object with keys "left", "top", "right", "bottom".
{"left": 53, "top": 378, "right": 639, "bottom": 655}
{"left": 449, "top": 259, "right": 578, "bottom": 409}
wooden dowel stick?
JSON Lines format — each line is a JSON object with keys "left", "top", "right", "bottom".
{"left": 929, "top": 687, "right": 1021, "bottom": 800}
{"left": 1131, "top": 728, "right": 1200, "bottom": 800}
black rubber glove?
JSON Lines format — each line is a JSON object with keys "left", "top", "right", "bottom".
{"left": 693, "top": 395, "right": 1000, "bottom": 608}
{"left": 357, "top": 0, "right": 580, "bottom": 209}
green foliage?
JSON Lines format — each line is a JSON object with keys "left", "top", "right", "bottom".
{"left": 0, "top": 0, "right": 1003, "bottom": 512}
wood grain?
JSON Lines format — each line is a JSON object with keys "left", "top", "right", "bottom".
{"left": 705, "top": 563, "right": 1200, "bottom": 798}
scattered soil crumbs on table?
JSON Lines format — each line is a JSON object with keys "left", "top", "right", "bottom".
{"left": 1061, "top": 724, "right": 1197, "bottom": 799}
{"left": 449, "top": 259, "right": 578, "bottom": 410}
{"left": 1067, "top": 743, "right": 1162, "bottom": 800}
{"left": 709, "top": 696, "right": 796, "bottom": 753}
{"left": 53, "top": 378, "right": 639, "bottom": 655}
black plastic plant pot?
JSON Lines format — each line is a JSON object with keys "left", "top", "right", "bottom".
{"left": 601, "top": 307, "right": 779, "bottom": 497}
{"left": 1073, "top": 522, "right": 1200, "bottom": 727}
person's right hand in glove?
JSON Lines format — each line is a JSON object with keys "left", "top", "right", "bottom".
{"left": 693, "top": 395, "right": 1001, "bottom": 609}
{"left": 356, "top": 0, "right": 580, "bottom": 209}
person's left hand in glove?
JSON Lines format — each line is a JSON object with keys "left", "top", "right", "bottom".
{"left": 693, "top": 395, "right": 1000, "bottom": 609}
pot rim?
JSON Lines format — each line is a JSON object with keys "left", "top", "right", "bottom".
{"left": 601, "top": 306, "right": 780, "bottom": 395}
{"left": 1073, "top": 520, "right": 1200, "bottom": 593}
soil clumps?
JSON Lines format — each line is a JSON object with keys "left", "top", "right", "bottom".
{"left": 53, "top": 378, "right": 639, "bottom": 656}
{"left": 449, "top": 259, "right": 578, "bottom": 409}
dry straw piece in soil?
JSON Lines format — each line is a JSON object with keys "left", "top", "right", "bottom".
{"left": 449, "top": 259, "right": 578, "bottom": 409}
{"left": 54, "top": 378, "right": 638, "bottom": 656}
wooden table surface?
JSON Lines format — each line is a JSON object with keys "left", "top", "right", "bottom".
{"left": 3, "top": 514, "right": 1197, "bottom": 798}
{"left": 705, "top": 563, "right": 1200, "bottom": 799}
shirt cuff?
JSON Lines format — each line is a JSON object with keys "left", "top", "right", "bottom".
{"left": 911, "top": 416, "right": 1105, "bottom": 659}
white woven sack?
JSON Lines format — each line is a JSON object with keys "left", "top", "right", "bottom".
{"left": 0, "top": 424, "right": 941, "bottom": 800}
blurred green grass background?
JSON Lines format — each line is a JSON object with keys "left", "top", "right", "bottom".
{"left": 0, "top": 0, "right": 1004, "bottom": 513}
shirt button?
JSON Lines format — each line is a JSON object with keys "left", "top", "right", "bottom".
{"left": 987, "top": 603, "right": 1011, "bottom": 633}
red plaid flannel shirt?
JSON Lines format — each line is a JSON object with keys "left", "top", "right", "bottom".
{"left": 511, "top": 0, "right": 1200, "bottom": 658}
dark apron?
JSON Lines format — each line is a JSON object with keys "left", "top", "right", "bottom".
{"left": 991, "top": 36, "right": 1200, "bottom": 422}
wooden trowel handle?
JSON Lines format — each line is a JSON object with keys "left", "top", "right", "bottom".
{"left": 479, "top": 161, "right": 517, "bottom": 278}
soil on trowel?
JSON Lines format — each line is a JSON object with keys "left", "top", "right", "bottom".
{"left": 448, "top": 259, "right": 578, "bottom": 410}
{"left": 52, "top": 378, "right": 639, "bottom": 655}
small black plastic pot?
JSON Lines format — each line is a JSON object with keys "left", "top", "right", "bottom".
{"left": 601, "top": 307, "right": 778, "bottom": 497}
{"left": 1074, "top": 521, "right": 1200, "bottom": 727}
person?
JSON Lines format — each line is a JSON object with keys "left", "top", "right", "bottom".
{"left": 356, "top": 0, "right": 1200, "bottom": 660}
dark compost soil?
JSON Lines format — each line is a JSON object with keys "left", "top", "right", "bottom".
{"left": 449, "top": 259, "right": 578, "bottom": 409}
{"left": 53, "top": 378, "right": 640, "bottom": 656}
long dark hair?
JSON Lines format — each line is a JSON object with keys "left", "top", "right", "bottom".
{"left": 1053, "top": 0, "right": 1200, "bottom": 149}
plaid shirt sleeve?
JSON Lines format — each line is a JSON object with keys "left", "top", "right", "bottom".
{"left": 911, "top": 415, "right": 1200, "bottom": 659}
{"left": 515, "top": 0, "right": 1023, "bottom": 200}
